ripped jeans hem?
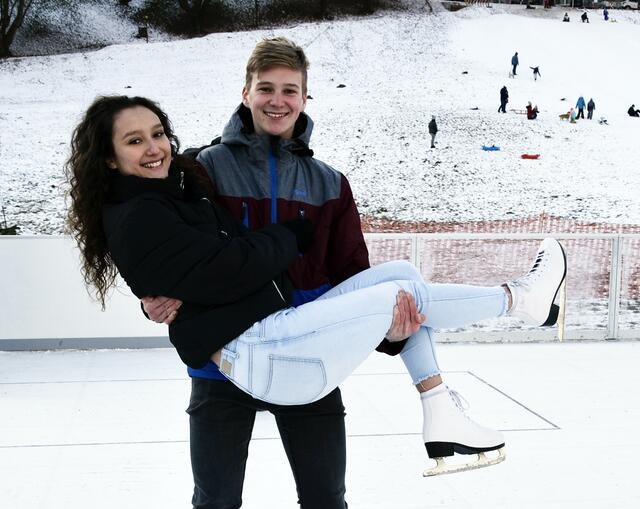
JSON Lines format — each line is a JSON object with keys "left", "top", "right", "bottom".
{"left": 412, "top": 371, "right": 442, "bottom": 387}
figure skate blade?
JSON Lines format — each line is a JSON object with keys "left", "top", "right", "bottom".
{"left": 423, "top": 447, "right": 506, "bottom": 477}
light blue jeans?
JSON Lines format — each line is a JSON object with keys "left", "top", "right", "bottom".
{"left": 219, "top": 261, "right": 508, "bottom": 406}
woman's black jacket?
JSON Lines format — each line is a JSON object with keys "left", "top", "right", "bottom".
{"left": 102, "top": 166, "right": 298, "bottom": 368}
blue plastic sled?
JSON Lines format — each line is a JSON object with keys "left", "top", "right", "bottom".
{"left": 482, "top": 145, "right": 500, "bottom": 151}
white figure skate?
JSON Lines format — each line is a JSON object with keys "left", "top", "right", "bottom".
{"left": 422, "top": 385, "right": 506, "bottom": 477}
{"left": 506, "top": 237, "right": 567, "bottom": 327}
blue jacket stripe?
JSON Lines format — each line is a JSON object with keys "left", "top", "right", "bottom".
{"left": 269, "top": 151, "right": 278, "bottom": 224}
{"left": 242, "top": 201, "right": 249, "bottom": 228}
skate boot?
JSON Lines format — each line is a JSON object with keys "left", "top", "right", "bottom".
{"left": 422, "top": 384, "right": 505, "bottom": 477}
{"left": 506, "top": 237, "right": 567, "bottom": 327}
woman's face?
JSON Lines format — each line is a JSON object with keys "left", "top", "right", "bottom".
{"left": 107, "top": 106, "right": 172, "bottom": 179}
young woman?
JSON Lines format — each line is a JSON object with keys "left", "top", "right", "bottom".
{"left": 66, "top": 95, "right": 566, "bottom": 475}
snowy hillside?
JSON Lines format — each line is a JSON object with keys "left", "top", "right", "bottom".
{"left": 1, "top": 5, "right": 639, "bottom": 234}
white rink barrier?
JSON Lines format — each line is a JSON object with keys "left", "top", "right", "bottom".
{"left": 0, "top": 236, "right": 168, "bottom": 350}
{"left": 1, "top": 233, "right": 638, "bottom": 350}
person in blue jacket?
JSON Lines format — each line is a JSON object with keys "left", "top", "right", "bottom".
{"left": 576, "top": 96, "right": 586, "bottom": 119}
{"left": 511, "top": 52, "right": 519, "bottom": 76}
{"left": 603, "top": 8, "right": 609, "bottom": 21}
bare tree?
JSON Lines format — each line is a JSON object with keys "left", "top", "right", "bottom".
{"left": 1, "top": 0, "right": 34, "bottom": 57}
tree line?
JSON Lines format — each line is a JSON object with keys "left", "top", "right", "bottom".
{"left": 1, "top": 0, "right": 400, "bottom": 58}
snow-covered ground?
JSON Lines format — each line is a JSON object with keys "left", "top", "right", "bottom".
{"left": 1, "top": 5, "right": 639, "bottom": 234}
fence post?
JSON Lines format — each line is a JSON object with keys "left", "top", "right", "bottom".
{"left": 607, "top": 236, "right": 623, "bottom": 340}
{"left": 411, "top": 234, "right": 420, "bottom": 270}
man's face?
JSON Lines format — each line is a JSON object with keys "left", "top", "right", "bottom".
{"left": 242, "top": 66, "right": 307, "bottom": 139}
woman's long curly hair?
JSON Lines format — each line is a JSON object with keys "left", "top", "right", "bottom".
{"left": 65, "top": 96, "right": 180, "bottom": 308}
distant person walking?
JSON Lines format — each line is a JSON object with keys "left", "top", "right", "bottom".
{"left": 576, "top": 96, "right": 586, "bottom": 119}
{"left": 530, "top": 66, "right": 541, "bottom": 81}
{"left": 563, "top": 12, "right": 570, "bottom": 22}
{"left": 499, "top": 85, "right": 509, "bottom": 113}
{"left": 587, "top": 98, "right": 595, "bottom": 120}
{"left": 511, "top": 52, "right": 519, "bottom": 76}
{"left": 603, "top": 8, "right": 609, "bottom": 21}
{"left": 428, "top": 115, "right": 438, "bottom": 149}
{"left": 581, "top": 11, "right": 589, "bottom": 23}
{"left": 628, "top": 104, "right": 640, "bottom": 117}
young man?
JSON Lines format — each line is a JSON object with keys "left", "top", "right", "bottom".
{"left": 144, "top": 37, "right": 422, "bottom": 509}
{"left": 145, "top": 37, "right": 508, "bottom": 507}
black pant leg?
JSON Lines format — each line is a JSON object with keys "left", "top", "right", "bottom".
{"left": 187, "top": 379, "right": 258, "bottom": 509}
{"left": 273, "top": 388, "right": 348, "bottom": 509}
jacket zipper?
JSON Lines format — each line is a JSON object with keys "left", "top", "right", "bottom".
{"left": 269, "top": 149, "right": 278, "bottom": 224}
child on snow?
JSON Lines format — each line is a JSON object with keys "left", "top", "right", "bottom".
{"left": 530, "top": 66, "right": 541, "bottom": 81}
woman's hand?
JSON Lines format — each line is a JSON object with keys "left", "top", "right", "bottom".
{"left": 142, "top": 296, "right": 183, "bottom": 324}
{"left": 385, "top": 290, "right": 425, "bottom": 342}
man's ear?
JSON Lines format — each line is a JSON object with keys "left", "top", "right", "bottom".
{"left": 241, "top": 87, "right": 250, "bottom": 107}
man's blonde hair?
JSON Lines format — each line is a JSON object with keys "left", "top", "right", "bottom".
{"left": 245, "top": 37, "right": 310, "bottom": 94}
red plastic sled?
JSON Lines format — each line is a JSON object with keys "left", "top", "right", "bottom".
{"left": 521, "top": 154, "right": 540, "bottom": 160}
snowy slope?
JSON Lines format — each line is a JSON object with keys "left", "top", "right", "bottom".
{"left": 1, "top": 5, "right": 639, "bottom": 234}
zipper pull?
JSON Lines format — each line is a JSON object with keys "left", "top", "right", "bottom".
{"left": 271, "top": 280, "right": 285, "bottom": 303}
{"left": 180, "top": 171, "right": 184, "bottom": 190}
{"left": 298, "top": 208, "right": 305, "bottom": 218}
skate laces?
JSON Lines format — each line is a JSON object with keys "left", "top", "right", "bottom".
{"left": 449, "top": 389, "right": 470, "bottom": 413}
{"left": 510, "top": 249, "right": 547, "bottom": 290}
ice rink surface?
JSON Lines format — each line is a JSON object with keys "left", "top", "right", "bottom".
{"left": 2, "top": 340, "right": 639, "bottom": 509}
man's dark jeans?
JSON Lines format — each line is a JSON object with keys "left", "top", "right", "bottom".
{"left": 187, "top": 378, "right": 348, "bottom": 509}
